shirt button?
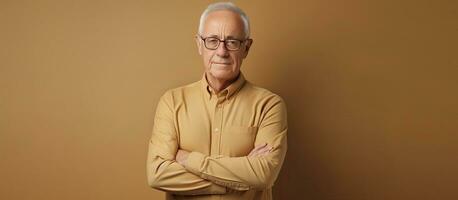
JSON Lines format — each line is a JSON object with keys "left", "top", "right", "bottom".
{"left": 214, "top": 128, "right": 219, "bottom": 132}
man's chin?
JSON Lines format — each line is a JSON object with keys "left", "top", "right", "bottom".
{"left": 209, "top": 70, "right": 236, "bottom": 80}
{"left": 211, "top": 63, "right": 233, "bottom": 70}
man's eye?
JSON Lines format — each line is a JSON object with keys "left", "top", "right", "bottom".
{"left": 207, "top": 38, "right": 218, "bottom": 43}
{"left": 226, "top": 40, "right": 238, "bottom": 45}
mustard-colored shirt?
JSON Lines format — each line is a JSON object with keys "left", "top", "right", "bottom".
{"left": 147, "top": 72, "right": 288, "bottom": 200}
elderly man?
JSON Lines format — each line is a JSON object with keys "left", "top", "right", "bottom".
{"left": 147, "top": 2, "right": 287, "bottom": 200}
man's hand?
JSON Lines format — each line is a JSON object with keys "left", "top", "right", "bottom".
{"left": 176, "top": 149, "right": 190, "bottom": 165}
{"left": 176, "top": 143, "right": 272, "bottom": 166}
{"left": 248, "top": 143, "right": 273, "bottom": 157}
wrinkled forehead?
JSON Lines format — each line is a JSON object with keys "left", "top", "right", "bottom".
{"left": 201, "top": 10, "right": 246, "bottom": 39}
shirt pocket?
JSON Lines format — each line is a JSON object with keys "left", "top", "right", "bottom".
{"left": 221, "top": 126, "right": 258, "bottom": 157}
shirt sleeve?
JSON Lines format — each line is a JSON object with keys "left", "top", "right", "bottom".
{"left": 182, "top": 96, "right": 288, "bottom": 191}
{"left": 146, "top": 91, "right": 227, "bottom": 195}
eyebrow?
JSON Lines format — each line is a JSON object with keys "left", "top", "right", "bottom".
{"left": 205, "top": 34, "right": 243, "bottom": 40}
{"left": 226, "top": 36, "right": 240, "bottom": 40}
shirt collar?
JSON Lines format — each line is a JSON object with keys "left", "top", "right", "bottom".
{"left": 200, "top": 72, "right": 246, "bottom": 100}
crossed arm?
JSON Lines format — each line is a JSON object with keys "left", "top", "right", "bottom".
{"left": 146, "top": 92, "right": 287, "bottom": 195}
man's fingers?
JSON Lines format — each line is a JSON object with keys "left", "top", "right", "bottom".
{"left": 248, "top": 143, "right": 267, "bottom": 156}
{"left": 248, "top": 144, "right": 273, "bottom": 157}
{"left": 254, "top": 143, "right": 267, "bottom": 149}
{"left": 255, "top": 146, "right": 272, "bottom": 155}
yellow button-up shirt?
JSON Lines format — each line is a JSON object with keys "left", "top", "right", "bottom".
{"left": 147, "top": 72, "right": 288, "bottom": 200}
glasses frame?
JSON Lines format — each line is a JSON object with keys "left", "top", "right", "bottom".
{"left": 197, "top": 35, "right": 250, "bottom": 51}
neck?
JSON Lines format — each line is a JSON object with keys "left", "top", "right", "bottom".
{"left": 206, "top": 72, "right": 239, "bottom": 93}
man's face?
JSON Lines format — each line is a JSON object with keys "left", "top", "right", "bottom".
{"left": 196, "top": 10, "right": 252, "bottom": 82}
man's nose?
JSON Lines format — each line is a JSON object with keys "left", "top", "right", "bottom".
{"left": 215, "top": 41, "right": 229, "bottom": 57}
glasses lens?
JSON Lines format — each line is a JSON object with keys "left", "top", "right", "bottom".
{"left": 205, "top": 38, "right": 219, "bottom": 49}
{"left": 225, "top": 40, "right": 241, "bottom": 50}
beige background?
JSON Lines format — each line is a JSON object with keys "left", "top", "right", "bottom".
{"left": 1, "top": 0, "right": 457, "bottom": 199}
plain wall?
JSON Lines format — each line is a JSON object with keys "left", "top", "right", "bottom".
{"left": 1, "top": 0, "right": 457, "bottom": 199}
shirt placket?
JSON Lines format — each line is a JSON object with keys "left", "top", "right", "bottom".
{"left": 210, "top": 93, "right": 226, "bottom": 156}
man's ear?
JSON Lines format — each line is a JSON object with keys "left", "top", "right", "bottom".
{"left": 242, "top": 39, "right": 253, "bottom": 58}
{"left": 195, "top": 35, "right": 202, "bottom": 55}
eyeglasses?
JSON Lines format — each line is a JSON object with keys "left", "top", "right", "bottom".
{"left": 198, "top": 35, "right": 249, "bottom": 51}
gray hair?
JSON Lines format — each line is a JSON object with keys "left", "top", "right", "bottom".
{"left": 198, "top": 2, "right": 250, "bottom": 38}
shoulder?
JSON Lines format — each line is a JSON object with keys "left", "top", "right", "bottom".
{"left": 242, "top": 82, "right": 288, "bottom": 125}
{"left": 239, "top": 81, "right": 288, "bottom": 118}
{"left": 159, "top": 80, "right": 201, "bottom": 104}
{"left": 243, "top": 81, "right": 286, "bottom": 105}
